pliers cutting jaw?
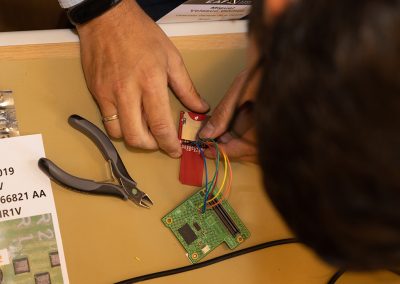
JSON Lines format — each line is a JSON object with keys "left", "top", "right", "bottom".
{"left": 38, "top": 114, "right": 153, "bottom": 209}
{"left": 108, "top": 159, "right": 153, "bottom": 208}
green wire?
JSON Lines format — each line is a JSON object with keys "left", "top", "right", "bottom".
{"left": 199, "top": 138, "right": 220, "bottom": 212}
{"left": 208, "top": 139, "right": 220, "bottom": 196}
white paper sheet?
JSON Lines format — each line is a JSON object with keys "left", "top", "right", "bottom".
{"left": 0, "top": 134, "right": 69, "bottom": 284}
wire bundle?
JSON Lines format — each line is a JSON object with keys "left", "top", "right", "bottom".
{"left": 195, "top": 138, "right": 232, "bottom": 213}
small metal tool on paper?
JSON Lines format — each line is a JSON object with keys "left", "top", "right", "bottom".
{"left": 38, "top": 115, "right": 153, "bottom": 208}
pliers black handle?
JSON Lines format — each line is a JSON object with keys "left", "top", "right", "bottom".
{"left": 38, "top": 114, "right": 153, "bottom": 208}
{"left": 39, "top": 158, "right": 127, "bottom": 199}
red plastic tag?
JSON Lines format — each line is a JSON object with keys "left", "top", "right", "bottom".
{"left": 178, "top": 111, "right": 208, "bottom": 187}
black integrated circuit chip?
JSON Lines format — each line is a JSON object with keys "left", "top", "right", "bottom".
{"left": 49, "top": 251, "right": 60, "bottom": 267}
{"left": 193, "top": 222, "right": 201, "bottom": 231}
{"left": 13, "top": 257, "right": 30, "bottom": 274}
{"left": 178, "top": 223, "right": 197, "bottom": 245}
{"left": 35, "top": 272, "right": 51, "bottom": 284}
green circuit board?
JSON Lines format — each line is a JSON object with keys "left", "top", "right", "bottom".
{"left": 162, "top": 190, "right": 250, "bottom": 263}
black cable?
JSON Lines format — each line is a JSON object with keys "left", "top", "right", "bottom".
{"left": 327, "top": 268, "right": 400, "bottom": 284}
{"left": 327, "top": 269, "right": 346, "bottom": 284}
{"left": 389, "top": 269, "right": 400, "bottom": 276}
{"left": 115, "top": 238, "right": 298, "bottom": 284}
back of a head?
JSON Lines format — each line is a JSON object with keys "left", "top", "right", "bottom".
{"left": 255, "top": 0, "right": 400, "bottom": 269}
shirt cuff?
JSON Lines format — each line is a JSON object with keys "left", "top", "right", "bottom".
{"left": 58, "top": 0, "right": 86, "bottom": 9}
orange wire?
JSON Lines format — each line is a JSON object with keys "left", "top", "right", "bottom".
{"left": 207, "top": 147, "right": 233, "bottom": 209}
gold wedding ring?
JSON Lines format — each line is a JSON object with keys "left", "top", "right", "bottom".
{"left": 102, "top": 114, "right": 119, "bottom": 123}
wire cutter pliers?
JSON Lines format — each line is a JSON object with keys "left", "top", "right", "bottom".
{"left": 38, "top": 114, "right": 153, "bottom": 208}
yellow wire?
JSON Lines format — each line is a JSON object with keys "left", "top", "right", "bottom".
{"left": 207, "top": 147, "right": 229, "bottom": 203}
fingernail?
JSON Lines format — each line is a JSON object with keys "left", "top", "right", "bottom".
{"left": 199, "top": 122, "right": 214, "bottom": 138}
{"left": 218, "top": 132, "right": 233, "bottom": 144}
{"left": 201, "top": 97, "right": 210, "bottom": 109}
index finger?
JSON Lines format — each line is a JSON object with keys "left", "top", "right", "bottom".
{"left": 199, "top": 70, "right": 249, "bottom": 139}
{"left": 142, "top": 77, "right": 182, "bottom": 158}
{"left": 168, "top": 53, "right": 209, "bottom": 113}
{"left": 205, "top": 138, "right": 258, "bottom": 163}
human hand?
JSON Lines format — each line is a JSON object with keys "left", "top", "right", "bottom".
{"left": 76, "top": 0, "right": 209, "bottom": 158}
{"left": 199, "top": 70, "right": 258, "bottom": 163}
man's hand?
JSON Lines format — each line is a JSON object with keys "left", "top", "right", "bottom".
{"left": 199, "top": 70, "right": 258, "bottom": 163}
{"left": 76, "top": 0, "right": 209, "bottom": 158}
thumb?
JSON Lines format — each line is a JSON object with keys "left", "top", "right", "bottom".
{"left": 198, "top": 96, "right": 235, "bottom": 139}
{"left": 199, "top": 70, "right": 248, "bottom": 138}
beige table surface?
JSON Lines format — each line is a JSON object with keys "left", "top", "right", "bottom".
{"left": 0, "top": 34, "right": 398, "bottom": 284}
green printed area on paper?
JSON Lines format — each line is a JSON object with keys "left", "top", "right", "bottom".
{"left": 0, "top": 214, "right": 63, "bottom": 284}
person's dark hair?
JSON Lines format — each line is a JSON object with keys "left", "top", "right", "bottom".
{"left": 253, "top": 0, "right": 400, "bottom": 269}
